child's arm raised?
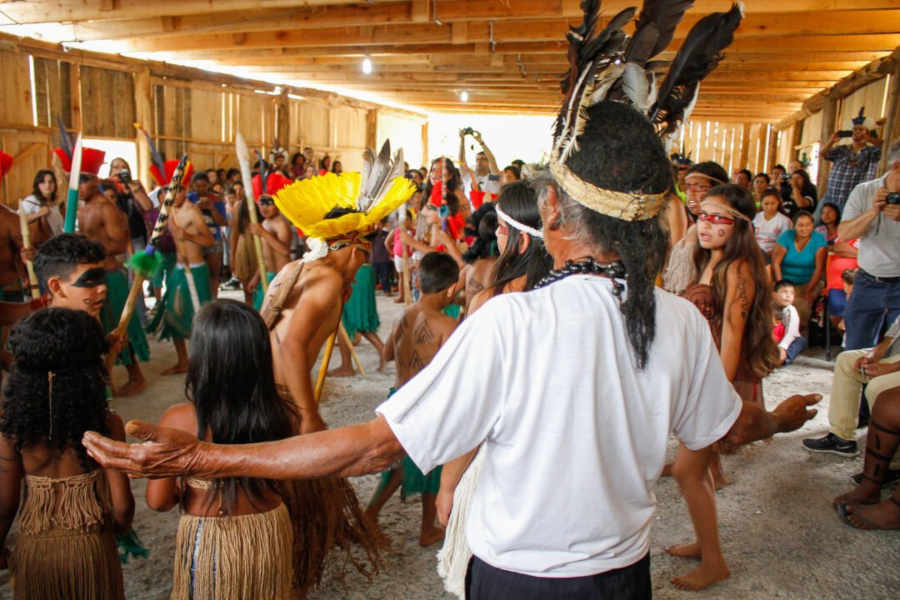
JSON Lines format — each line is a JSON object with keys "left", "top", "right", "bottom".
{"left": 104, "top": 412, "right": 135, "bottom": 535}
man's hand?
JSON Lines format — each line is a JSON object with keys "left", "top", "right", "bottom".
{"left": 861, "top": 361, "right": 899, "bottom": 378}
{"left": 299, "top": 410, "right": 327, "bottom": 435}
{"left": 472, "top": 130, "right": 483, "bottom": 144}
{"left": 20, "top": 247, "right": 36, "bottom": 263}
{"left": 720, "top": 394, "right": 820, "bottom": 452}
{"left": 106, "top": 330, "right": 127, "bottom": 358}
{"left": 436, "top": 487, "right": 454, "bottom": 527}
{"left": 83, "top": 421, "right": 206, "bottom": 479}
{"left": 829, "top": 131, "right": 841, "bottom": 145}
{"left": 872, "top": 187, "right": 887, "bottom": 214}
{"left": 249, "top": 222, "right": 266, "bottom": 237}
{"left": 883, "top": 204, "right": 900, "bottom": 222}
{"left": 771, "top": 394, "right": 821, "bottom": 434}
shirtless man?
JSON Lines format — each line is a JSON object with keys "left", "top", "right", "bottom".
{"left": 155, "top": 185, "right": 215, "bottom": 374}
{"left": 78, "top": 174, "right": 150, "bottom": 396}
{"left": 249, "top": 195, "right": 292, "bottom": 310}
{"left": 364, "top": 252, "right": 460, "bottom": 546}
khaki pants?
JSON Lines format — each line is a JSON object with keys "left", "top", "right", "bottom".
{"left": 830, "top": 350, "right": 900, "bottom": 466}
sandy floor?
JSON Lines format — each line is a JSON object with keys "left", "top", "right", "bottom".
{"left": 2, "top": 290, "right": 898, "bottom": 599}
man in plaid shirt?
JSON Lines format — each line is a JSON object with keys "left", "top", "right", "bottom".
{"left": 820, "top": 110, "right": 881, "bottom": 214}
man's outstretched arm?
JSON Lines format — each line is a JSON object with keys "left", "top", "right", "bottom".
{"left": 84, "top": 415, "right": 404, "bottom": 481}
{"left": 721, "top": 394, "right": 820, "bottom": 452}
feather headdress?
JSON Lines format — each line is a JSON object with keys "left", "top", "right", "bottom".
{"left": 551, "top": 0, "right": 743, "bottom": 221}
{"left": 274, "top": 139, "right": 415, "bottom": 247}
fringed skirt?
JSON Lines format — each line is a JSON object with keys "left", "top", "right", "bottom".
{"left": 172, "top": 503, "right": 294, "bottom": 600}
{"left": 437, "top": 446, "right": 485, "bottom": 599}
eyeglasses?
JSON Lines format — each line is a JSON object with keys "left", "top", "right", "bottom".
{"left": 697, "top": 211, "right": 736, "bottom": 226}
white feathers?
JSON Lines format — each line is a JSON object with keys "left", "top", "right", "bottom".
{"left": 621, "top": 62, "right": 652, "bottom": 113}
{"left": 587, "top": 62, "right": 625, "bottom": 106}
{"left": 358, "top": 140, "right": 405, "bottom": 212}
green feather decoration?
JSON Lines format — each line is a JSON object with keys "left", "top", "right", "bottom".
{"left": 127, "top": 249, "right": 164, "bottom": 278}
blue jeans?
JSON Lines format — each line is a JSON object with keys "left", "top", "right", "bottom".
{"left": 842, "top": 270, "right": 900, "bottom": 350}
{"left": 783, "top": 336, "right": 808, "bottom": 365}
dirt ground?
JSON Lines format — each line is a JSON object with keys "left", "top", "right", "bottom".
{"left": 2, "top": 290, "right": 898, "bottom": 599}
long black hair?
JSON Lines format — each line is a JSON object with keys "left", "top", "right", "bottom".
{"left": 489, "top": 180, "right": 553, "bottom": 295}
{"left": 1, "top": 308, "right": 110, "bottom": 470}
{"left": 32, "top": 169, "right": 58, "bottom": 203}
{"left": 185, "top": 300, "right": 298, "bottom": 514}
{"left": 462, "top": 203, "right": 499, "bottom": 263}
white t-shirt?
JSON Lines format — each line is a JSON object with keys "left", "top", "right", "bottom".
{"left": 21, "top": 194, "right": 64, "bottom": 237}
{"left": 463, "top": 171, "right": 501, "bottom": 199}
{"left": 377, "top": 276, "right": 741, "bottom": 578}
{"left": 753, "top": 211, "right": 792, "bottom": 254}
{"left": 842, "top": 174, "right": 900, "bottom": 277}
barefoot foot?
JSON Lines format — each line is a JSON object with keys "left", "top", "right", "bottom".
{"left": 161, "top": 364, "right": 188, "bottom": 375}
{"left": 838, "top": 500, "right": 900, "bottom": 530}
{"left": 710, "top": 463, "right": 731, "bottom": 490}
{"left": 419, "top": 527, "right": 445, "bottom": 547}
{"left": 327, "top": 366, "right": 355, "bottom": 377}
{"left": 665, "top": 542, "right": 701, "bottom": 559}
{"left": 115, "top": 379, "right": 147, "bottom": 397}
{"left": 832, "top": 482, "right": 881, "bottom": 508}
{"left": 671, "top": 561, "right": 730, "bottom": 591}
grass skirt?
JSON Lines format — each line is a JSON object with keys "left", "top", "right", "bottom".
{"left": 342, "top": 264, "right": 379, "bottom": 338}
{"left": 11, "top": 471, "right": 124, "bottom": 600}
{"left": 101, "top": 269, "right": 150, "bottom": 365}
{"left": 436, "top": 447, "right": 485, "bottom": 599}
{"left": 148, "top": 263, "right": 212, "bottom": 341}
{"left": 172, "top": 503, "right": 294, "bottom": 600}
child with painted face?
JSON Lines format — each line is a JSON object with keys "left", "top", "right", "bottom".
{"left": 33, "top": 233, "right": 109, "bottom": 320}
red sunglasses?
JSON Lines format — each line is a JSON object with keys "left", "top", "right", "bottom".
{"left": 697, "top": 211, "right": 736, "bottom": 226}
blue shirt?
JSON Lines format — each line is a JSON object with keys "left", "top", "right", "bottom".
{"left": 777, "top": 229, "right": 827, "bottom": 285}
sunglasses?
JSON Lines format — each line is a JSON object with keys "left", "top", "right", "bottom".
{"left": 697, "top": 211, "right": 736, "bottom": 226}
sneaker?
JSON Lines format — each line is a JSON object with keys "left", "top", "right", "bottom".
{"left": 802, "top": 433, "right": 859, "bottom": 457}
{"left": 851, "top": 468, "right": 900, "bottom": 486}
{"left": 219, "top": 277, "right": 241, "bottom": 291}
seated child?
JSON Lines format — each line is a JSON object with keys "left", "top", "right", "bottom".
{"left": 773, "top": 280, "right": 808, "bottom": 365}
{"left": 0, "top": 308, "right": 134, "bottom": 600}
{"left": 364, "top": 252, "right": 460, "bottom": 547}
{"left": 752, "top": 188, "right": 792, "bottom": 260}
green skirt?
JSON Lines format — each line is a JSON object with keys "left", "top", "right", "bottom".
{"left": 101, "top": 270, "right": 150, "bottom": 366}
{"left": 377, "top": 388, "right": 442, "bottom": 500}
{"left": 252, "top": 272, "right": 276, "bottom": 311}
{"left": 150, "top": 263, "right": 212, "bottom": 341}
{"left": 150, "top": 252, "right": 177, "bottom": 289}
{"left": 342, "top": 264, "right": 379, "bottom": 338}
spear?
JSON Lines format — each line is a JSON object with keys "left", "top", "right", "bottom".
{"left": 112, "top": 155, "right": 189, "bottom": 348}
{"left": 235, "top": 132, "right": 269, "bottom": 295}
{"left": 62, "top": 135, "right": 83, "bottom": 233}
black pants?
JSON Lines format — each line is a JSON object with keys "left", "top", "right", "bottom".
{"left": 465, "top": 553, "right": 651, "bottom": 600}
{"left": 373, "top": 261, "right": 393, "bottom": 293}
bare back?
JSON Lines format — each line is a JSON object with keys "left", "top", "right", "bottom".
{"left": 388, "top": 304, "right": 457, "bottom": 387}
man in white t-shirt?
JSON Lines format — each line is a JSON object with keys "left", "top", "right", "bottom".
{"left": 459, "top": 129, "right": 501, "bottom": 199}
{"left": 83, "top": 108, "right": 820, "bottom": 599}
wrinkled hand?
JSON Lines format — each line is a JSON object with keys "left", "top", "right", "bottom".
{"left": 772, "top": 393, "right": 821, "bottom": 434}
{"left": 300, "top": 410, "right": 327, "bottom": 435}
{"left": 82, "top": 420, "right": 206, "bottom": 479}
{"left": 861, "top": 361, "right": 899, "bottom": 378}
{"left": 436, "top": 487, "right": 454, "bottom": 527}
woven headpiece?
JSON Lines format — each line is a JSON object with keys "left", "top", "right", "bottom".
{"left": 274, "top": 140, "right": 415, "bottom": 254}
{"left": 551, "top": 0, "right": 743, "bottom": 221}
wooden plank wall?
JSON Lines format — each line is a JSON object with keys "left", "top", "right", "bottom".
{"left": 676, "top": 119, "right": 775, "bottom": 176}
{"left": 0, "top": 41, "right": 427, "bottom": 204}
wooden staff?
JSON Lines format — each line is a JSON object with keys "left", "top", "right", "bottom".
{"left": 62, "top": 135, "right": 83, "bottom": 233}
{"left": 235, "top": 132, "right": 270, "bottom": 295}
{"left": 338, "top": 322, "right": 366, "bottom": 376}
{"left": 17, "top": 205, "right": 38, "bottom": 300}
{"left": 313, "top": 331, "right": 336, "bottom": 403}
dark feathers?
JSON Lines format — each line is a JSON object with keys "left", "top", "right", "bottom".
{"left": 650, "top": 3, "right": 743, "bottom": 133}
{"left": 627, "top": 0, "right": 695, "bottom": 63}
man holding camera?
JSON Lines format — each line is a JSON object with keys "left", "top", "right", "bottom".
{"left": 458, "top": 128, "right": 501, "bottom": 200}
{"left": 821, "top": 111, "right": 881, "bottom": 213}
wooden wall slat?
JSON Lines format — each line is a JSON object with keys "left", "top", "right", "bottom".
{"left": 0, "top": 49, "right": 33, "bottom": 128}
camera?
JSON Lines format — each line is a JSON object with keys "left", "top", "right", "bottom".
{"left": 885, "top": 192, "right": 900, "bottom": 205}
{"left": 836, "top": 130, "right": 853, "bottom": 138}
{"left": 462, "top": 127, "right": 474, "bottom": 136}
{"left": 117, "top": 169, "right": 131, "bottom": 184}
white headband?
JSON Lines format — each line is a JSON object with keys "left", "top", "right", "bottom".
{"left": 496, "top": 205, "right": 544, "bottom": 239}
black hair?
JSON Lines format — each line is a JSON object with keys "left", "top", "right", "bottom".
{"left": 290, "top": 152, "right": 304, "bottom": 167}
{"left": 186, "top": 300, "right": 298, "bottom": 515}
{"left": 791, "top": 169, "right": 818, "bottom": 202}
{"left": 191, "top": 171, "right": 210, "bottom": 184}
{"left": 32, "top": 169, "right": 58, "bottom": 203}
{"left": 559, "top": 100, "right": 672, "bottom": 368}
{"left": 78, "top": 173, "right": 94, "bottom": 184}
{"left": 331, "top": 160, "right": 342, "bottom": 173}
{"left": 418, "top": 252, "right": 460, "bottom": 294}
{"left": 773, "top": 164, "right": 786, "bottom": 172}
{"left": 686, "top": 161, "right": 728, "bottom": 186}
{"left": 236, "top": 198, "right": 264, "bottom": 235}
{"left": 760, "top": 186, "right": 782, "bottom": 204}
{"left": 820, "top": 201, "right": 842, "bottom": 225}
{"left": 773, "top": 280, "right": 795, "bottom": 292}
{"left": 737, "top": 168, "right": 752, "bottom": 180}
{"left": 319, "top": 155, "right": 331, "bottom": 171}
{"left": 753, "top": 172, "right": 770, "bottom": 184}
{"left": 511, "top": 159, "right": 525, "bottom": 168}
{"left": 34, "top": 233, "right": 106, "bottom": 294}
{"left": 1, "top": 308, "right": 110, "bottom": 470}
{"left": 793, "top": 209, "right": 814, "bottom": 225}
{"left": 226, "top": 168, "right": 241, "bottom": 180}
{"left": 216, "top": 168, "right": 226, "bottom": 181}
{"left": 503, "top": 165, "right": 521, "bottom": 181}
{"left": 423, "top": 157, "right": 462, "bottom": 200}
{"left": 462, "top": 203, "right": 499, "bottom": 263}
{"left": 490, "top": 180, "right": 553, "bottom": 295}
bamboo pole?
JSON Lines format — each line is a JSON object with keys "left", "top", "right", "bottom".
{"left": 313, "top": 331, "right": 336, "bottom": 403}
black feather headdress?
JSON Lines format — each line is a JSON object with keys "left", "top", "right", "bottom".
{"left": 550, "top": 0, "right": 743, "bottom": 221}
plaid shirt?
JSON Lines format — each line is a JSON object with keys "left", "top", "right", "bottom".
{"left": 823, "top": 144, "right": 881, "bottom": 209}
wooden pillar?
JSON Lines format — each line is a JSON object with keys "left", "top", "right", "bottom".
{"left": 766, "top": 124, "right": 778, "bottom": 173}
{"left": 69, "top": 63, "right": 83, "bottom": 132}
{"left": 878, "top": 62, "right": 900, "bottom": 175}
{"left": 738, "top": 122, "right": 751, "bottom": 169}
{"left": 366, "top": 108, "right": 378, "bottom": 150}
{"left": 275, "top": 90, "right": 289, "bottom": 149}
{"left": 817, "top": 94, "right": 838, "bottom": 193}
{"left": 421, "top": 121, "right": 429, "bottom": 168}
{"left": 790, "top": 122, "right": 803, "bottom": 165}
{"left": 134, "top": 68, "right": 153, "bottom": 188}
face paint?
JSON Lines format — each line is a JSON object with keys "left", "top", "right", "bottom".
{"left": 71, "top": 267, "right": 107, "bottom": 288}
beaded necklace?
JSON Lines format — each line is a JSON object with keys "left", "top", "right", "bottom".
{"left": 534, "top": 258, "right": 627, "bottom": 300}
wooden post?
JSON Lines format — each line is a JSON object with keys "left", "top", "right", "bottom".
{"left": 69, "top": 63, "right": 83, "bottom": 132}
{"left": 276, "top": 89, "right": 289, "bottom": 149}
{"left": 878, "top": 64, "right": 900, "bottom": 176}
{"left": 366, "top": 108, "right": 378, "bottom": 150}
{"left": 738, "top": 122, "right": 751, "bottom": 169}
{"left": 134, "top": 68, "right": 153, "bottom": 188}
{"left": 817, "top": 94, "right": 838, "bottom": 193}
{"left": 421, "top": 121, "right": 429, "bottom": 168}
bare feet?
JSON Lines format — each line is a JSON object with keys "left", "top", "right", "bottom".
{"left": 362, "top": 510, "right": 392, "bottom": 548}
{"left": 832, "top": 481, "right": 881, "bottom": 508}
{"left": 665, "top": 542, "right": 701, "bottom": 559}
{"left": 327, "top": 365, "right": 355, "bottom": 377}
{"left": 838, "top": 499, "right": 900, "bottom": 530}
{"left": 114, "top": 379, "right": 147, "bottom": 397}
{"left": 671, "top": 560, "right": 730, "bottom": 591}
{"left": 419, "top": 526, "right": 445, "bottom": 547}
{"left": 709, "top": 460, "right": 731, "bottom": 490}
{"left": 161, "top": 364, "right": 188, "bottom": 375}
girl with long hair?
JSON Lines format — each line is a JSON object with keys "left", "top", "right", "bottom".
{"left": 146, "top": 300, "right": 299, "bottom": 598}
{"left": 21, "top": 169, "right": 62, "bottom": 245}
{"left": 782, "top": 168, "right": 817, "bottom": 218}
{"left": 0, "top": 308, "right": 134, "bottom": 600}
{"left": 435, "top": 178, "right": 553, "bottom": 597}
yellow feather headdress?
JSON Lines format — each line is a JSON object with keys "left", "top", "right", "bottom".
{"left": 274, "top": 140, "right": 416, "bottom": 244}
